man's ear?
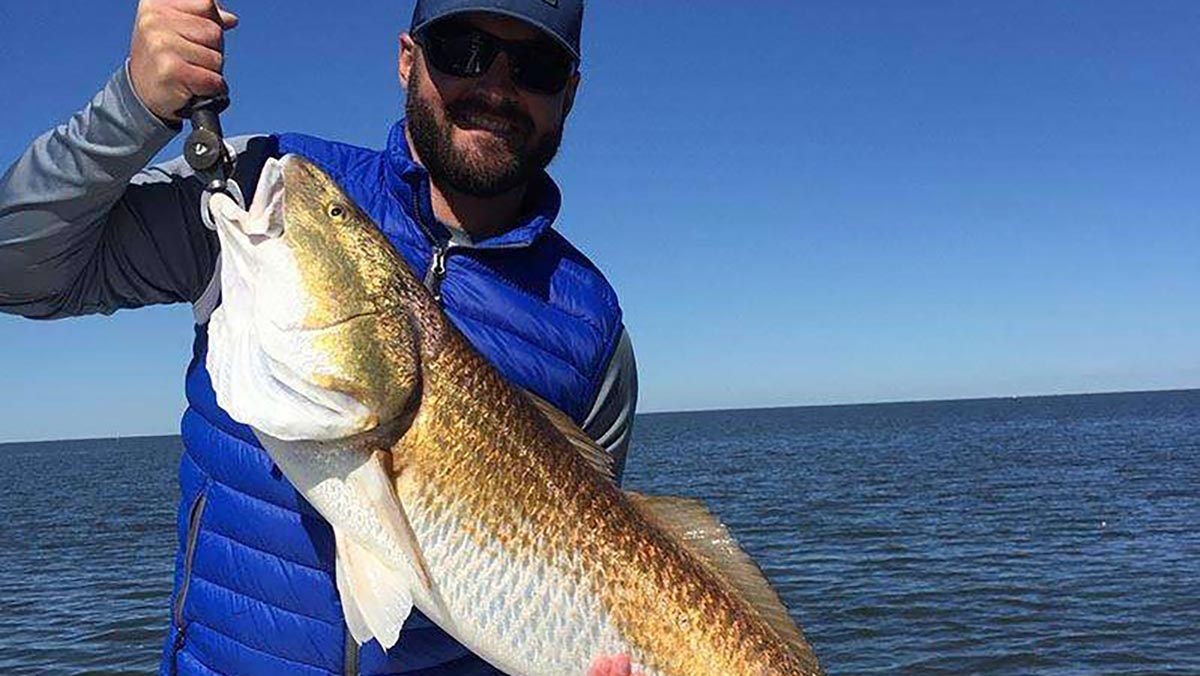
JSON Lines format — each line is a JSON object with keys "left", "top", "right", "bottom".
{"left": 562, "top": 70, "right": 581, "bottom": 119}
{"left": 399, "top": 32, "right": 417, "bottom": 90}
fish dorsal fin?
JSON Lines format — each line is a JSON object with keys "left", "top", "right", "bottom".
{"left": 626, "top": 493, "right": 818, "bottom": 663}
{"left": 524, "top": 390, "right": 615, "bottom": 482}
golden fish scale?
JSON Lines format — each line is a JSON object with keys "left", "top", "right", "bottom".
{"left": 392, "top": 327, "right": 820, "bottom": 676}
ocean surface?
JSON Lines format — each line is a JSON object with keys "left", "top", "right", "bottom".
{"left": 0, "top": 389, "right": 1196, "bottom": 675}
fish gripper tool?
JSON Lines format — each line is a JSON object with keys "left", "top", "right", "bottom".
{"left": 182, "top": 95, "right": 236, "bottom": 196}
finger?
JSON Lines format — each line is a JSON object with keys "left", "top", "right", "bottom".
{"left": 165, "top": 0, "right": 227, "bottom": 17}
{"left": 168, "top": 8, "right": 227, "bottom": 50}
{"left": 586, "top": 657, "right": 612, "bottom": 676}
{"left": 179, "top": 61, "right": 227, "bottom": 97}
{"left": 169, "top": 34, "right": 224, "bottom": 73}
{"left": 612, "top": 655, "right": 631, "bottom": 675}
{"left": 167, "top": 0, "right": 237, "bottom": 28}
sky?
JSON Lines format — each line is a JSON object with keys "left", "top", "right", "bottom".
{"left": 0, "top": 1, "right": 1197, "bottom": 442}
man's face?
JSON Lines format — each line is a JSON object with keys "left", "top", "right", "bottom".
{"left": 399, "top": 13, "right": 580, "bottom": 197}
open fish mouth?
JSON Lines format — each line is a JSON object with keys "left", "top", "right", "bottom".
{"left": 205, "top": 156, "right": 379, "bottom": 441}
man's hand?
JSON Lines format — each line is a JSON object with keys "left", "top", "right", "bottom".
{"left": 587, "top": 654, "right": 644, "bottom": 676}
{"left": 129, "top": 0, "right": 239, "bottom": 122}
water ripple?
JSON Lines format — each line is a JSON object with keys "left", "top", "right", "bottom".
{"left": 1, "top": 391, "right": 1197, "bottom": 673}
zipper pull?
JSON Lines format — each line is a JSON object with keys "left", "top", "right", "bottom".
{"left": 424, "top": 245, "right": 449, "bottom": 302}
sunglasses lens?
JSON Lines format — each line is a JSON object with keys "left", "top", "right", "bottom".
{"left": 511, "top": 43, "right": 574, "bottom": 94}
{"left": 423, "top": 23, "right": 495, "bottom": 77}
{"left": 421, "top": 21, "right": 574, "bottom": 95}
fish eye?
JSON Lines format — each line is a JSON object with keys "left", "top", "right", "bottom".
{"left": 327, "top": 203, "right": 346, "bottom": 220}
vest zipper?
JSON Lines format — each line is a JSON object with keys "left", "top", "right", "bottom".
{"left": 411, "top": 181, "right": 452, "bottom": 304}
{"left": 424, "top": 243, "right": 458, "bottom": 303}
{"left": 343, "top": 626, "right": 360, "bottom": 675}
{"left": 170, "top": 487, "right": 210, "bottom": 674}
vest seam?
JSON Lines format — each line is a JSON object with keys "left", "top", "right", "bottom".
{"left": 187, "top": 617, "right": 339, "bottom": 675}
{"left": 183, "top": 437, "right": 321, "bottom": 518}
{"left": 174, "top": 642, "right": 225, "bottom": 676}
{"left": 203, "top": 480, "right": 328, "bottom": 551}
{"left": 187, "top": 457, "right": 320, "bottom": 520}
{"left": 449, "top": 305, "right": 590, "bottom": 384}
{"left": 542, "top": 228, "right": 622, "bottom": 315}
{"left": 454, "top": 251, "right": 608, "bottom": 337}
{"left": 182, "top": 409, "right": 260, "bottom": 457}
{"left": 202, "top": 522, "right": 333, "bottom": 580}
{"left": 192, "top": 538, "right": 339, "bottom": 623}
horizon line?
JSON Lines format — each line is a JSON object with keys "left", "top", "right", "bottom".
{"left": 1, "top": 385, "right": 1195, "bottom": 446}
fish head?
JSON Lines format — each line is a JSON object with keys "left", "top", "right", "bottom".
{"left": 207, "top": 155, "right": 421, "bottom": 442}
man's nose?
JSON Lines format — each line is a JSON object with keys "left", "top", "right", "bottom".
{"left": 476, "top": 50, "right": 519, "bottom": 93}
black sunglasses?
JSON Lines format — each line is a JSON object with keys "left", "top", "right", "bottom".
{"left": 415, "top": 19, "right": 576, "bottom": 95}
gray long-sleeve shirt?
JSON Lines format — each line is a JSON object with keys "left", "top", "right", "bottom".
{"left": 0, "top": 64, "right": 637, "bottom": 469}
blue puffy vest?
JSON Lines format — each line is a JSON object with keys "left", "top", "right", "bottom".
{"left": 159, "top": 122, "right": 625, "bottom": 675}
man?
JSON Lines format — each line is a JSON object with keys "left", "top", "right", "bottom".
{"left": 0, "top": 1, "right": 639, "bottom": 674}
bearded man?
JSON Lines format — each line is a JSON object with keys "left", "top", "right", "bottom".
{"left": 0, "top": 1, "right": 638, "bottom": 674}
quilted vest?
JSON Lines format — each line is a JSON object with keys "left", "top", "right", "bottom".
{"left": 159, "top": 122, "right": 625, "bottom": 675}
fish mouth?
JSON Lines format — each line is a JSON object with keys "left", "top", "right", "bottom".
{"left": 302, "top": 308, "right": 381, "bottom": 331}
{"left": 207, "top": 155, "right": 381, "bottom": 441}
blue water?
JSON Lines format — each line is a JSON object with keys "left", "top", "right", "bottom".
{"left": 1, "top": 389, "right": 1197, "bottom": 674}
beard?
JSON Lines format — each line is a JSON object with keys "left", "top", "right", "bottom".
{"left": 406, "top": 68, "right": 564, "bottom": 198}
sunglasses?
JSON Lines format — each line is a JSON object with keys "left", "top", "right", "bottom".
{"left": 415, "top": 19, "right": 577, "bottom": 95}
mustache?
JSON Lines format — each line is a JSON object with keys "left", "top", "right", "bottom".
{"left": 446, "top": 97, "right": 534, "bottom": 136}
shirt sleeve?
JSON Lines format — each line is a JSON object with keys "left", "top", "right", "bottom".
{"left": 582, "top": 327, "right": 639, "bottom": 483}
{"left": 0, "top": 62, "right": 273, "bottom": 320}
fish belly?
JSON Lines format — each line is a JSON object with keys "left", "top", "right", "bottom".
{"left": 405, "top": 498, "right": 644, "bottom": 676}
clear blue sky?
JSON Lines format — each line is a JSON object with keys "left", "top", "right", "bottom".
{"left": 1, "top": 2, "right": 1197, "bottom": 442}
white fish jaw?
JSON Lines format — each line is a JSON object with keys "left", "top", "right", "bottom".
{"left": 206, "top": 157, "right": 377, "bottom": 441}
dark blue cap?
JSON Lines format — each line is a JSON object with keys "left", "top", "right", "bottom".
{"left": 411, "top": 0, "right": 584, "bottom": 61}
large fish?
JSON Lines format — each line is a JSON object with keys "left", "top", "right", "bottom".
{"left": 204, "top": 155, "right": 823, "bottom": 676}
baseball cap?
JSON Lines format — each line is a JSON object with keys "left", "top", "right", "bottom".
{"left": 410, "top": 0, "right": 584, "bottom": 61}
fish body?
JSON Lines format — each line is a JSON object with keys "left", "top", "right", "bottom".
{"left": 205, "top": 155, "right": 823, "bottom": 676}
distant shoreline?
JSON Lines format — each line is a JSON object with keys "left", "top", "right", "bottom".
{"left": 640, "top": 386, "right": 1200, "bottom": 417}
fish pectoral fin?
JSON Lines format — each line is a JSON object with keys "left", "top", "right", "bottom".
{"left": 254, "top": 433, "right": 435, "bottom": 648}
{"left": 336, "top": 530, "right": 413, "bottom": 648}
{"left": 626, "top": 493, "right": 820, "bottom": 668}
{"left": 363, "top": 449, "right": 435, "bottom": 592}
{"left": 336, "top": 533, "right": 378, "bottom": 645}
{"left": 523, "top": 389, "right": 615, "bottom": 482}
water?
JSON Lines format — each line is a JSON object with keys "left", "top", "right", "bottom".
{"left": 1, "top": 390, "right": 1197, "bottom": 674}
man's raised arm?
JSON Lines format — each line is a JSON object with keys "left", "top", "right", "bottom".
{"left": 0, "top": 0, "right": 262, "bottom": 320}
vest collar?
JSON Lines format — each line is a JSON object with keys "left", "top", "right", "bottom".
{"left": 384, "top": 119, "right": 561, "bottom": 249}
